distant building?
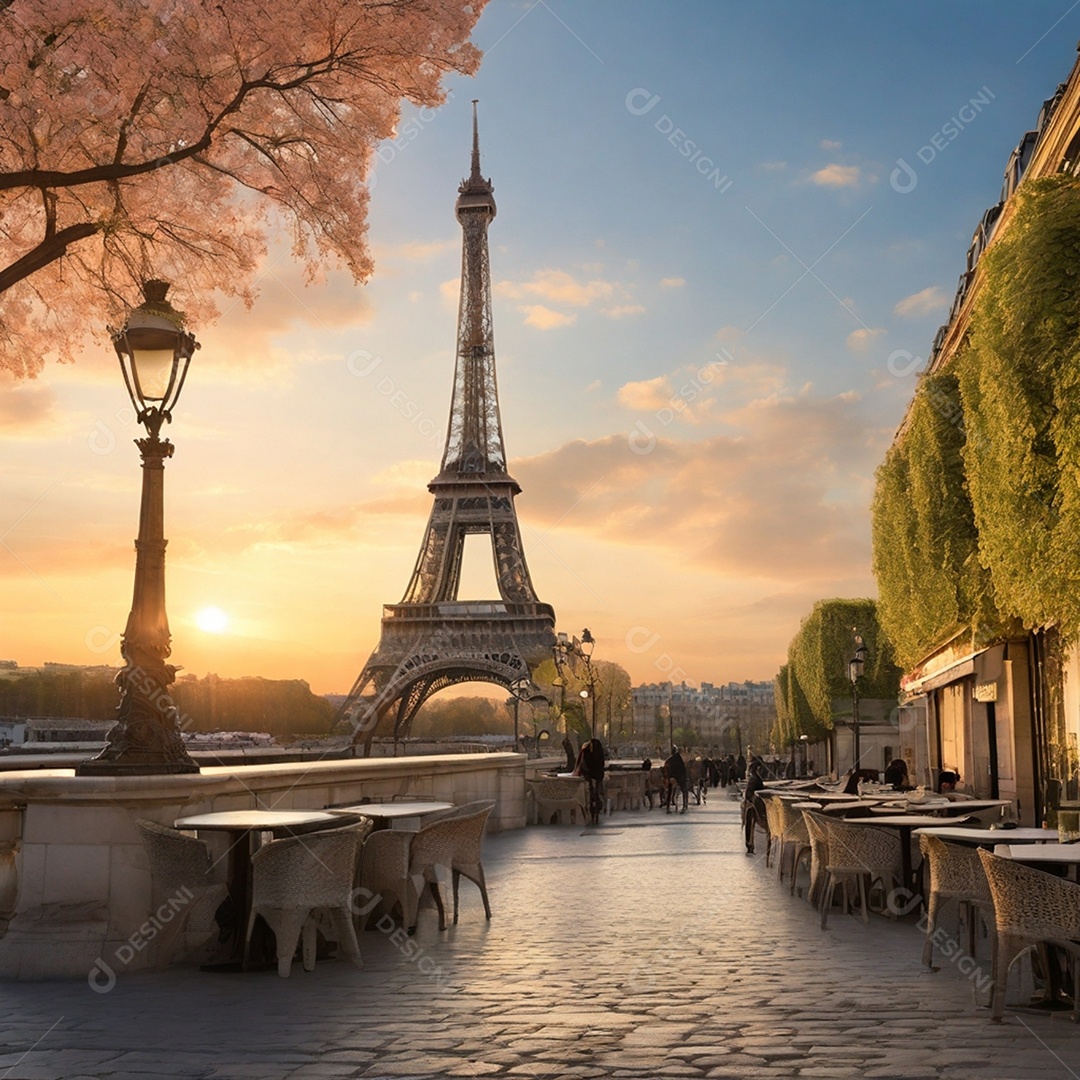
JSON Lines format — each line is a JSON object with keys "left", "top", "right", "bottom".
{"left": 0, "top": 720, "right": 25, "bottom": 746}
{"left": 631, "top": 680, "right": 776, "bottom": 747}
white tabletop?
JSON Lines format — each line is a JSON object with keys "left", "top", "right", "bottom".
{"left": 175, "top": 809, "right": 344, "bottom": 831}
{"left": 913, "top": 826, "right": 1059, "bottom": 845}
{"left": 766, "top": 790, "right": 872, "bottom": 803}
{"left": 997, "top": 842, "right": 1080, "bottom": 864}
{"left": 881, "top": 798, "right": 1010, "bottom": 813}
{"left": 329, "top": 801, "right": 453, "bottom": 819}
{"left": 845, "top": 814, "right": 973, "bottom": 828}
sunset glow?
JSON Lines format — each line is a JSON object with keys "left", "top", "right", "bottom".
{"left": 2, "top": 5, "right": 1076, "bottom": 697}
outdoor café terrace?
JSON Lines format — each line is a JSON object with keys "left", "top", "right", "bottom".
{"left": 0, "top": 762, "right": 1073, "bottom": 1079}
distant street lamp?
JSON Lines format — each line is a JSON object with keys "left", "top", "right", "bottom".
{"left": 507, "top": 674, "right": 534, "bottom": 755}
{"left": 799, "top": 733, "right": 810, "bottom": 777}
{"left": 553, "top": 627, "right": 598, "bottom": 739}
{"left": 848, "top": 627, "right": 869, "bottom": 770}
{"left": 78, "top": 281, "right": 200, "bottom": 776}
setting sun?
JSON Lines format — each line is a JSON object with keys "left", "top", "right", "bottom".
{"left": 195, "top": 606, "right": 230, "bottom": 634}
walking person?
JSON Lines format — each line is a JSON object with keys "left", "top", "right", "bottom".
{"left": 742, "top": 760, "right": 766, "bottom": 854}
{"left": 665, "top": 745, "right": 689, "bottom": 814}
{"left": 580, "top": 737, "right": 606, "bottom": 825}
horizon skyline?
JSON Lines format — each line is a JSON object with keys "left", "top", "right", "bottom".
{"left": 3, "top": 3, "right": 1079, "bottom": 698}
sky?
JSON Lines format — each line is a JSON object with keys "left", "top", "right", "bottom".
{"left": 2, "top": 1, "right": 1079, "bottom": 698}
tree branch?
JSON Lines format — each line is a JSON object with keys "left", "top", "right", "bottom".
{"left": 0, "top": 221, "right": 100, "bottom": 294}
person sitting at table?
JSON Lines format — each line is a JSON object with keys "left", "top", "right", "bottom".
{"left": 842, "top": 768, "right": 878, "bottom": 795}
{"left": 937, "top": 769, "right": 960, "bottom": 794}
{"left": 883, "top": 757, "right": 910, "bottom": 790}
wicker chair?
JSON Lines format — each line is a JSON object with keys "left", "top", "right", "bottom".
{"left": 819, "top": 817, "right": 903, "bottom": 930}
{"left": 919, "top": 835, "right": 993, "bottom": 968}
{"left": 136, "top": 819, "right": 229, "bottom": 968}
{"left": 977, "top": 848, "right": 1080, "bottom": 1022}
{"left": 775, "top": 799, "right": 812, "bottom": 896}
{"left": 802, "top": 810, "right": 831, "bottom": 910}
{"left": 762, "top": 796, "right": 788, "bottom": 877}
{"left": 409, "top": 804, "right": 494, "bottom": 930}
{"left": 358, "top": 806, "right": 495, "bottom": 933}
{"left": 528, "top": 777, "right": 587, "bottom": 825}
{"left": 357, "top": 828, "right": 414, "bottom": 930}
{"left": 244, "top": 824, "right": 367, "bottom": 977}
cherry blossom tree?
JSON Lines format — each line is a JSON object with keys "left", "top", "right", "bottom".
{"left": 0, "top": 0, "right": 485, "bottom": 374}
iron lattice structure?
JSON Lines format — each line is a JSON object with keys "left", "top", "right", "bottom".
{"left": 340, "top": 104, "right": 556, "bottom": 751}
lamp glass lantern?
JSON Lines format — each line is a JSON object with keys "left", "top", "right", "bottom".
{"left": 115, "top": 280, "right": 197, "bottom": 427}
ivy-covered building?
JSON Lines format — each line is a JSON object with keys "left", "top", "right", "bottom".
{"left": 872, "top": 50, "right": 1080, "bottom": 826}
{"left": 774, "top": 599, "right": 904, "bottom": 778}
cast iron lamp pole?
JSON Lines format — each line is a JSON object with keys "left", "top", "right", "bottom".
{"left": 848, "top": 628, "right": 868, "bottom": 772}
{"left": 553, "top": 628, "right": 597, "bottom": 739}
{"left": 506, "top": 674, "right": 534, "bottom": 755}
{"left": 78, "top": 281, "right": 200, "bottom": 776}
{"left": 578, "top": 628, "right": 596, "bottom": 739}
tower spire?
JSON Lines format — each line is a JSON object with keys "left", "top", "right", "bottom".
{"left": 470, "top": 99, "right": 482, "bottom": 182}
{"left": 445, "top": 99, "right": 502, "bottom": 478}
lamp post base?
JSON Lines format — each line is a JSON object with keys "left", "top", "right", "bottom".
{"left": 75, "top": 657, "right": 199, "bottom": 777}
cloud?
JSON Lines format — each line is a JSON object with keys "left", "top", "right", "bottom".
{"left": 758, "top": 160, "right": 788, "bottom": 172}
{"left": 893, "top": 285, "right": 949, "bottom": 317}
{"left": 192, "top": 249, "right": 374, "bottom": 380}
{"left": 439, "top": 278, "right": 460, "bottom": 308}
{"left": 601, "top": 304, "right": 645, "bottom": 319}
{"left": 617, "top": 376, "right": 672, "bottom": 412}
{"left": 810, "top": 164, "right": 864, "bottom": 188}
{"left": 374, "top": 239, "right": 455, "bottom": 263}
{"left": 511, "top": 389, "right": 881, "bottom": 579}
{"left": 0, "top": 378, "right": 57, "bottom": 435}
{"left": 371, "top": 459, "right": 438, "bottom": 489}
{"left": 820, "top": 139, "right": 842, "bottom": 151}
{"left": 520, "top": 305, "right": 577, "bottom": 330}
{"left": 659, "top": 277, "right": 686, "bottom": 289}
{"left": 496, "top": 269, "right": 616, "bottom": 308}
{"left": 846, "top": 328, "right": 885, "bottom": 353}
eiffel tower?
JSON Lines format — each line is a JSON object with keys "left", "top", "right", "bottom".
{"left": 341, "top": 103, "right": 556, "bottom": 752}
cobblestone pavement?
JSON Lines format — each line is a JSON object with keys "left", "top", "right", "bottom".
{"left": 0, "top": 794, "right": 1077, "bottom": 1080}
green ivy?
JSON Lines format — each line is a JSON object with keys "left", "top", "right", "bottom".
{"left": 959, "top": 175, "right": 1080, "bottom": 636}
{"left": 779, "top": 599, "right": 901, "bottom": 738}
{"left": 872, "top": 372, "right": 998, "bottom": 668}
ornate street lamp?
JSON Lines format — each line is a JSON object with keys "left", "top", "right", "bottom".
{"left": 78, "top": 281, "right": 200, "bottom": 776}
{"left": 848, "top": 627, "right": 869, "bottom": 771}
{"left": 506, "top": 674, "right": 534, "bottom": 754}
{"left": 553, "top": 628, "right": 598, "bottom": 738}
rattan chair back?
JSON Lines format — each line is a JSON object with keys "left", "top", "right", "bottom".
{"left": 977, "top": 847, "right": 1080, "bottom": 1021}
